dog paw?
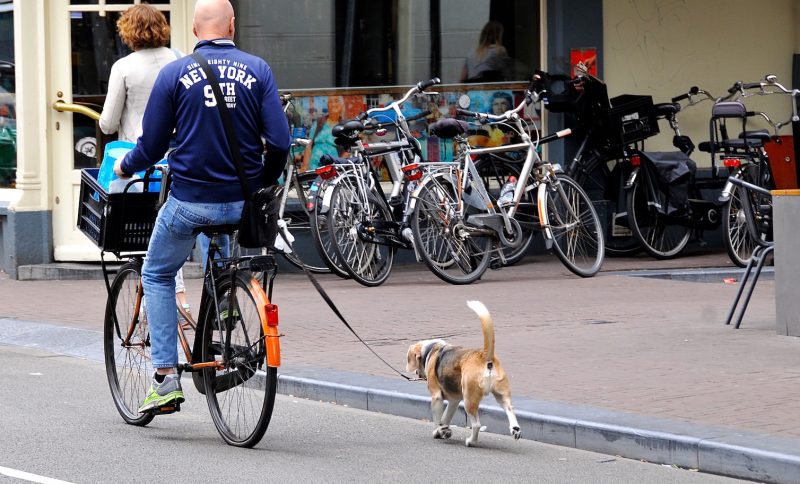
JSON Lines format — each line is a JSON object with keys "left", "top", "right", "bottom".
{"left": 433, "top": 426, "right": 452, "bottom": 440}
{"left": 465, "top": 437, "right": 477, "bottom": 447}
{"left": 511, "top": 426, "right": 521, "bottom": 440}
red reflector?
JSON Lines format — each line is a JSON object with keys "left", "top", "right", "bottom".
{"left": 315, "top": 165, "right": 337, "bottom": 180}
{"left": 265, "top": 304, "right": 279, "bottom": 326}
{"left": 402, "top": 163, "right": 423, "bottom": 181}
{"left": 375, "top": 128, "right": 387, "bottom": 137}
{"left": 723, "top": 158, "right": 741, "bottom": 168}
{"left": 630, "top": 154, "right": 641, "bottom": 167}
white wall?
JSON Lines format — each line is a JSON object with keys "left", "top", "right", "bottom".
{"left": 604, "top": 0, "right": 797, "bottom": 165}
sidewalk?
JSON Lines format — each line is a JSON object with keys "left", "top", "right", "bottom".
{"left": 1, "top": 247, "right": 798, "bottom": 481}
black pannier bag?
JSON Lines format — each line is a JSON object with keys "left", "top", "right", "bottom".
{"left": 639, "top": 151, "right": 696, "bottom": 217}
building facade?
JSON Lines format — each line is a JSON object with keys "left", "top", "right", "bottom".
{"left": 0, "top": 0, "right": 797, "bottom": 278}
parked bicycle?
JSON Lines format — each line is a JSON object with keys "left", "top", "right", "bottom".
{"left": 716, "top": 75, "right": 797, "bottom": 266}
{"left": 78, "top": 165, "right": 281, "bottom": 448}
{"left": 311, "top": 79, "right": 439, "bottom": 286}
{"left": 407, "top": 73, "right": 604, "bottom": 284}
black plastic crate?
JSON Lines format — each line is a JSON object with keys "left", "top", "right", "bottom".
{"left": 78, "top": 168, "right": 160, "bottom": 253}
{"left": 603, "top": 94, "right": 659, "bottom": 146}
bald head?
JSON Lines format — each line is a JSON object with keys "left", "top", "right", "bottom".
{"left": 193, "top": 0, "right": 235, "bottom": 40}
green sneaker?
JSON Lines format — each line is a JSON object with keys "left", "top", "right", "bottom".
{"left": 138, "top": 373, "right": 185, "bottom": 414}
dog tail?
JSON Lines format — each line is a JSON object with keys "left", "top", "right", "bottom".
{"left": 466, "top": 300, "right": 494, "bottom": 368}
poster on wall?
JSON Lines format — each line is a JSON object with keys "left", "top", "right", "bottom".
{"left": 570, "top": 48, "right": 597, "bottom": 76}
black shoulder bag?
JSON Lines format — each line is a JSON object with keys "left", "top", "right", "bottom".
{"left": 191, "top": 51, "right": 277, "bottom": 249}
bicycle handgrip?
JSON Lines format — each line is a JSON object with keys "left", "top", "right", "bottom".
{"left": 671, "top": 93, "right": 690, "bottom": 103}
{"left": 743, "top": 82, "right": 762, "bottom": 90}
{"left": 456, "top": 108, "right": 480, "bottom": 118}
{"left": 417, "top": 78, "right": 441, "bottom": 91}
{"left": 727, "top": 82, "right": 742, "bottom": 94}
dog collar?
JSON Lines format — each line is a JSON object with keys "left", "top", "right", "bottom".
{"left": 420, "top": 342, "right": 441, "bottom": 377}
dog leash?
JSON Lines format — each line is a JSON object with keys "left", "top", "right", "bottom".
{"left": 275, "top": 225, "right": 421, "bottom": 381}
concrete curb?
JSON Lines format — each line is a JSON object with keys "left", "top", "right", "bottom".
{"left": 2, "top": 317, "right": 799, "bottom": 483}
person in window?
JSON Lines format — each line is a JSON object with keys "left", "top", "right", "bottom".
{"left": 460, "top": 21, "right": 511, "bottom": 84}
{"left": 98, "top": 4, "right": 195, "bottom": 316}
{"left": 301, "top": 95, "right": 344, "bottom": 172}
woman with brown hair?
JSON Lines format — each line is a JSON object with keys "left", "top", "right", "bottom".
{"left": 100, "top": 3, "right": 180, "bottom": 143}
{"left": 99, "top": 3, "right": 191, "bottom": 313}
{"left": 460, "top": 20, "right": 511, "bottom": 83}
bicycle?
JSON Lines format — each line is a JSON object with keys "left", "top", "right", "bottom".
{"left": 312, "top": 79, "right": 440, "bottom": 286}
{"left": 716, "top": 75, "right": 797, "bottom": 266}
{"left": 408, "top": 74, "right": 604, "bottom": 284}
{"left": 79, "top": 166, "right": 281, "bottom": 448}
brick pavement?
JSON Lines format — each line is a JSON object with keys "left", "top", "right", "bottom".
{"left": 1, "top": 248, "right": 796, "bottom": 439}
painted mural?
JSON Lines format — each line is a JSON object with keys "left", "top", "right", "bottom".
{"left": 284, "top": 87, "right": 539, "bottom": 176}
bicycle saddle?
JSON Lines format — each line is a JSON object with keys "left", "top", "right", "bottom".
{"left": 429, "top": 118, "right": 469, "bottom": 139}
{"left": 332, "top": 119, "right": 365, "bottom": 147}
{"left": 739, "top": 129, "right": 771, "bottom": 142}
{"left": 653, "top": 102, "right": 680, "bottom": 117}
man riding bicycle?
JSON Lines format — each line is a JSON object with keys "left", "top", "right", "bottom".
{"left": 114, "top": 0, "right": 290, "bottom": 414}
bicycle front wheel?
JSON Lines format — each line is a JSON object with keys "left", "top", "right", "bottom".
{"left": 542, "top": 175, "right": 605, "bottom": 277}
{"left": 626, "top": 172, "right": 690, "bottom": 259}
{"left": 327, "top": 178, "right": 395, "bottom": 287}
{"left": 104, "top": 259, "right": 154, "bottom": 426}
{"left": 277, "top": 171, "right": 331, "bottom": 273}
{"left": 411, "top": 175, "right": 492, "bottom": 284}
{"left": 201, "top": 272, "right": 277, "bottom": 448}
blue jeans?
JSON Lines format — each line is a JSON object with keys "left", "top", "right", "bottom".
{"left": 142, "top": 195, "right": 243, "bottom": 368}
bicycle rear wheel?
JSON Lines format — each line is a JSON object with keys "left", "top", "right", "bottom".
{"left": 571, "top": 154, "right": 641, "bottom": 256}
{"left": 626, "top": 171, "right": 690, "bottom": 259}
{"left": 327, "top": 177, "right": 395, "bottom": 287}
{"left": 723, "top": 163, "right": 773, "bottom": 267}
{"left": 310, "top": 179, "right": 351, "bottom": 279}
{"left": 542, "top": 175, "right": 605, "bottom": 277}
{"left": 276, "top": 171, "right": 331, "bottom": 273}
{"left": 474, "top": 154, "right": 535, "bottom": 265}
{"left": 104, "top": 259, "right": 154, "bottom": 426}
{"left": 201, "top": 271, "right": 277, "bottom": 448}
{"left": 411, "top": 175, "right": 492, "bottom": 284}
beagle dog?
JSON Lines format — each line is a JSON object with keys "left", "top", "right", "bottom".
{"left": 406, "top": 300, "right": 520, "bottom": 447}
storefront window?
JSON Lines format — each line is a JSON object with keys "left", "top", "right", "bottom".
{"left": 0, "top": 1, "right": 15, "bottom": 188}
{"left": 231, "top": 0, "right": 540, "bottom": 89}
{"left": 69, "top": 8, "right": 170, "bottom": 169}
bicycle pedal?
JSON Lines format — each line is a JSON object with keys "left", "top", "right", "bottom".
{"left": 489, "top": 258, "right": 503, "bottom": 270}
{"left": 388, "top": 195, "right": 403, "bottom": 207}
{"left": 153, "top": 403, "right": 181, "bottom": 415}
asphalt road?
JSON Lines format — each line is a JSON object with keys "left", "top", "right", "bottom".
{"left": 0, "top": 345, "right": 741, "bottom": 484}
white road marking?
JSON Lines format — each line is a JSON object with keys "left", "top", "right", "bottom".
{"left": 0, "top": 465, "right": 74, "bottom": 484}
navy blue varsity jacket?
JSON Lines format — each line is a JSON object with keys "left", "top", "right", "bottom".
{"left": 121, "top": 39, "right": 290, "bottom": 203}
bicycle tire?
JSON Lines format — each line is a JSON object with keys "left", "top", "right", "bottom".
{"left": 411, "top": 175, "right": 492, "bottom": 285}
{"left": 201, "top": 271, "right": 277, "bottom": 448}
{"left": 474, "top": 154, "right": 535, "bottom": 266}
{"left": 625, "top": 170, "right": 690, "bottom": 259}
{"left": 104, "top": 259, "right": 155, "bottom": 427}
{"left": 276, "top": 171, "right": 331, "bottom": 273}
{"left": 571, "top": 153, "right": 641, "bottom": 256}
{"left": 542, "top": 174, "right": 605, "bottom": 277}
{"left": 309, "top": 179, "right": 351, "bottom": 279}
{"left": 327, "top": 177, "right": 395, "bottom": 287}
{"left": 723, "top": 163, "right": 773, "bottom": 267}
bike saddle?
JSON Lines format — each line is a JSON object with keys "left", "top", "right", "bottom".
{"left": 739, "top": 129, "right": 771, "bottom": 142}
{"left": 653, "top": 102, "right": 680, "bottom": 117}
{"left": 332, "top": 119, "right": 365, "bottom": 147}
{"left": 318, "top": 154, "right": 360, "bottom": 166}
{"left": 429, "top": 118, "right": 469, "bottom": 139}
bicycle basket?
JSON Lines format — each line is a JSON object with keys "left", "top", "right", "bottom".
{"left": 78, "top": 168, "right": 160, "bottom": 252}
{"left": 603, "top": 94, "right": 659, "bottom": 146}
